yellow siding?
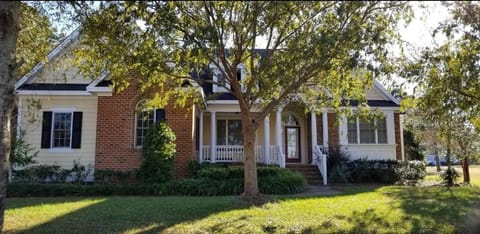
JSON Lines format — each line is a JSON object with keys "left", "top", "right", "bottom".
{"left": 19, "top": 95, "right": 98, "bottom": 169}
{"left": 366, "top": 88, "right": 386, "bottom": 100}
{"left": 32, "top": 51, "right": 93, "bottom": 84}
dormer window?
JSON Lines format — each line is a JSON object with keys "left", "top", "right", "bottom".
{"left": 212, "top": 64, "right": 246, "bottom": 93}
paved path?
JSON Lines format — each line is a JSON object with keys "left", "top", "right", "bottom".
{"left": 292, "top": 185, "right": 343, "bottom": 197}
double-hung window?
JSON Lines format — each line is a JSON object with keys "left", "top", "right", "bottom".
{"left": 135, "top": 107, "right": 165, "bottom": 147}
{"left": 347, "top": 117, "right": 387, "bottom": 144}
{"left": 41, "top": 111, "right": 82, "bottom": 149}
{"left": 217, "top": 119, "right": 243, "bottom": 145}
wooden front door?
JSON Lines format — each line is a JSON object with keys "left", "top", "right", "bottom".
{"left": 285, "top": 126, "right": 301, "bottom": 163}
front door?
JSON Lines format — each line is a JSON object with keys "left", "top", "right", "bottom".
{"left": 285, "top": 126, "right": 301, "bottom": 163}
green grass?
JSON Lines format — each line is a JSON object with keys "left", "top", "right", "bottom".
{"left": 5, "top": 185, "right": 480, "bottom": 233}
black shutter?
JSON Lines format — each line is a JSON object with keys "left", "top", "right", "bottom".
{"left": 71, "top": 112, "right": 82, "bottom": 149}
{"left": 155, "top": 109, "right": 166, "bottom": 122}
{"left": 41, "top": 112, "right": 52, "bottom": 148}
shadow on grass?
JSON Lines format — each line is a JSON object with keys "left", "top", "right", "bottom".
{"left": 6, "top": 196, "right": 247, "bottom": 234}
{"left": 382, "top": 185, "right": 480, "bottom": 233}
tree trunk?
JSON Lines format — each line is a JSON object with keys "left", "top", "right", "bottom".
{"left": 0, "top": 2, "right": 20, "bottom": 231}
{"left": 435, "top": 154, "right": 441, "bottom": 172}
{"left": 462, "top": 159, "right": 470, "bottom": 184}
{"left": 242, "top": 122, "right": 259, "bottom": 197}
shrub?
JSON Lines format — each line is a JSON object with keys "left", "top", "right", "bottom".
{"left": 326, "top": 146, "right": 352, "bottom": 183}
{"left": 191, "top": 165, "right": 306, "bottom": 194}
{"left": 441, "top": 167, "right": 460, "bottom": 187}
{"left": 95, "top": 169, "right": 138, "bottom": 184}
{"left": 12, "top": 165, "right": 70, "bottom": 183}
{"left": 347, "top": 159, "right": 399, "bottom": 184}
{"left": 394, "top": 160, "right": 426, "bottom": 185}
{"left": 138, "top": 122, "right": 176, "bottom": 183}
{"left": 10, "top": 130, "right": 37, "bottom": 168}
{"left": 7, "top": 172, "right": 305, "bottom": 197}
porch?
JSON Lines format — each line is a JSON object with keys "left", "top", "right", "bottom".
{"left": 201, "top": 145, "right": 282, "bottom": 164}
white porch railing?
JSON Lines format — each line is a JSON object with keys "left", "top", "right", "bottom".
{"left": 202, "top": 145, "right": 279, "bottom": 164}
{"left": 313, "top": 145, "right": 328, "bottom": 185}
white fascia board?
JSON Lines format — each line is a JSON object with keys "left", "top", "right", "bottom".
{"left": 16, "top": 90, "right": 93, "bottom": 96}
{"left": 374, "top": 79, "right": 400, "bottom": 105}
{"left": 15, "top": 28, "right": 82, "bottom": 90}
{"left": 338, "top": 106, "right": 400, "bottom": 111}
{"left": 207, "top": 100, "right": 239, "bottom": 105}
{"left": 86, "top": 72, "right": 112, "bottom": 93}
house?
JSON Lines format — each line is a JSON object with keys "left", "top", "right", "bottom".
{"left": 15, "top": 29, "right": 405, "bottom": 184}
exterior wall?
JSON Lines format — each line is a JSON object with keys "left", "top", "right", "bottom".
{"left": 366, "top": 88, "right": 387, "bottom": 100}
{"left": 95, "top": 78, "right": 196, "bottom": 178}
{"left": 18, "top": 95, "right": 98, "bottom": 169}
{"left": 33, "top": 51, "right": 93, "bottom": 84}
{"left": 95, "top": 80, "right": 142, "bottom": 172}
{"left": 166, "top": 100, "right": 196, "bottom": 178}
{"left": 338, "top": 110, "right": 398, "bottom": 160}
{"left": 394, "top": 112, "right": 402, "bottom": 160}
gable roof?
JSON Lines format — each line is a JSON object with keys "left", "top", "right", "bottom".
{"left": 15, "top": 30, "right": 399, "bottom": 107}
{"left": 15, "top": 27, "right": 82, "bottom": 90}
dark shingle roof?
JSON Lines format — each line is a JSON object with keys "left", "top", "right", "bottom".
{"left": 345, "top": 100, "right": 399, "bottom": 107}
{"left": 96, "top": 80, "right": 112, "bottom": 87}
{"left": 18, "top": 83, "right": 88, "bottom": 91}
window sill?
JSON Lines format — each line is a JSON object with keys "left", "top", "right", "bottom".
{"left": 48, "top": 148, "right": 73, "bottom": 153}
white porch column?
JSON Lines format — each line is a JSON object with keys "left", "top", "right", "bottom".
{"left": 275, "top": 107, "right": 285, "bottom": 168}
{"left": 322, "top": 111, "right": 329, "bottom": 147}
{"left": 210, "top": 111, "right": 216, "bottom": 163}
{"left": 311, "top": 112, "right": 317, "bottom": 164}
{"left": 199, "top": 111, "right": 204, "bottom": 162}
{"left": 263, "top": 114, "right": 270, "bottom": 164}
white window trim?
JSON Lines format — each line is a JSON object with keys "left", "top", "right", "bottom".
{"left": 133, "top": 108, "right": 157, "bottom": 149}
{"left": 50, "top": 111, "right": 74, "bottom": 150}
{"left": 348, "top": 117, "right": 388, "bottom": 145}
{"left": 216, "top": 118, "right": 243, "bottom": 145}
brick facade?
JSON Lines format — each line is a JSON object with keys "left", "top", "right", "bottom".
{"left": 394, "top": 112, "right": 402, "bottom": 160}
{"left": 327, "top": 113, "right": 339, "bottom": 148}
{"left": 95, "top": 78, "right": 196, "bottom": 178}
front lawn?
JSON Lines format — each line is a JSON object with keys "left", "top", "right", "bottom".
{"left": 5, "top": 185, "right": 480, "bottom": 233}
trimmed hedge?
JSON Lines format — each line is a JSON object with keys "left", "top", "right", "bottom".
{"left": 8, "top": 164, "right": 307, "bottom": 197}
{"left": 7, "top": 173, "right": 306, "bottom": 197}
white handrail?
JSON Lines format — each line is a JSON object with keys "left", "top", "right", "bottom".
{"left": 313, "top": 145, "right": 328, "bottom": 185}
{"left": 200, "top": 145, "right": 280, "bottom": 164}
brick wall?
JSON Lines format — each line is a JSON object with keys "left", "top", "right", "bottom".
{"left": 95, "top": 78, "right": 196, "bottom": 178}
{"left": 327, "top": 113, "right": 339, "bottom": 148}
{"left": 394, "top": 112, "right": 402, "bottom": 160}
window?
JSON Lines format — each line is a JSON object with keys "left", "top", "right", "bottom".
{"left": 217, "top": 119, "right": 243, "bottom": 145}
{"left": 52, "top": 113, "right": 72, "bottom": 147}
{"left": 41, "top": 111, "right": 82, "bottom": 149}
{"left": 212, "top": 65, "right": 245, "bottom": 93}
{"left": 135, "top": 107, "right": 165, "bottom": 147}
{"left": 347, "top": 117, "right": 387, "bottom": 144}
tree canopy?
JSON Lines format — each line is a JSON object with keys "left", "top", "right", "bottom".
{"left": 71, "top": 1, "right": 411, "bottom": 198}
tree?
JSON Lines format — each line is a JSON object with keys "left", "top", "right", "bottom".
{"left": 72, "top": 1, "right": 411, "bottom": 199}
{"left": 402, "top": 1, "right": 480, "bottom": 184}
{"left": 0, "top": 2, "right": 21, "bottom": 230}
{"left": 0, "top": 2, "right": 60, "bottom": 230}
{"left": 450, "top": 114, "right": 480, "bottom": 183}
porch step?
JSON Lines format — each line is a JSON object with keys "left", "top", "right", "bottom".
{"left": 286, "top": 165, "right": 323, "bottom": 185}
